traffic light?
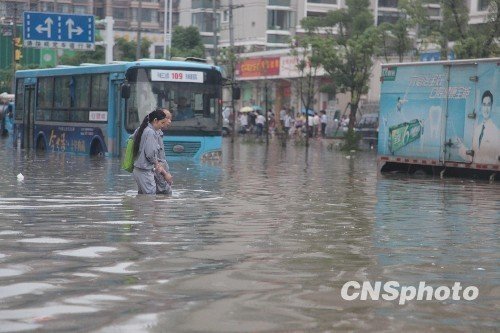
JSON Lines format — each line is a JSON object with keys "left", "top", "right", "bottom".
{"left": 13, "top": 37, "right": 22, "bottom": 48}
{"left": 15, "top": 49, "right": 22, "bottom": 61}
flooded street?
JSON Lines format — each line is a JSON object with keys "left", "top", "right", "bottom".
{"left": 0, "top": 137, "right": 498, "bottom": 332}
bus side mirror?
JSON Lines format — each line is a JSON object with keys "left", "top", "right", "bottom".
{"left": 232, "top": 86, "right": 241, "bottom": 100}
{"left": 121, "top": 83, "right": 131, "bottom": 99}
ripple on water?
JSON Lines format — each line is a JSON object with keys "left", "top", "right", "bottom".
{"left": 18, "top": 237, "right": 70, "bottom": 244}
{"left": 64, "top": 294, "right": 127, "bottom": 305}
{"left": 0, "top": 231, "right": 23, "bottom": 236}
{"left": 55, "top": 246, "right": 117, "bottom": 258}
{"left": 0, "top": 283, "right": 56, "bottom": 300}
{"left": 92, "top": 262, "right": 138, "bottom": 274}
{"left": 94, "top": 221, "right": 143, "bottom": 225}
{"left": 0, "top": 265, "right": 30, "bottom": 278}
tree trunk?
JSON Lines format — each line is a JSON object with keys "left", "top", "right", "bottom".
{"left": 348, "top": 102, "right": 357, "bottom": 132}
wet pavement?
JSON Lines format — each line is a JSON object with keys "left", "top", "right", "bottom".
{"left": 0, "top": 137, "right": 498, "bottom": 332}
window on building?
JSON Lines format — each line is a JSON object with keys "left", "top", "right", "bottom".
{"left": 73, "top": 5, "right": 89, "bottom": 14}
{"left": 378, "top": 0, "right": 398, "bottom": 8}
{"left": 113, "top": 8, "right": 128, "bottom": 20}
{"left": 426, "top": 7, "right": 440, "bottom": 17}
{"left": 202, "top": 35, "right": 217, "bottom": 45}
{"left": 478, "top": 0, "right": 491, "bottom": 11}
{"left": 95, "top": 8, "right": 105, "bottom": 20}
{"left": 307, "top": 11, "right": 328, "bottom": 18}
{"left": 267, "top": 10, "right": 292, "bottom": 30}
{"left": 267, "top": 34, "right": 290, "bottom": 44}
{"left": 41, "top": 3, "right": 54, "bottom": 12}
{"left": 269, "top": 0, "right": 292, "bottom": 6}
{"left": 377, "top": 12, "right": 401, "bottom": 25}
{"left": 307, "top": 0, "right": 336, "bottom": 4}
{"left": 222, "top": 10, "right": 229, "bottom": 22}
{"left": 192, "top": 12, "right": 218, "bottom": 33}
{"left": 132, "top": 8, "right": 159, "bottom": 23}
{"left": 59, "top": 4, "right": 70, "bottom": 13}
{"left": 192, "top": 0, "right": 214, "bottom": 9}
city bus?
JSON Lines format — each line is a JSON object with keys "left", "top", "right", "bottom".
{"left": 13, "top": 59, "right": 225, "bottom": 160}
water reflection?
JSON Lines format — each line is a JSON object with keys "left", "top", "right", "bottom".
{"left": 0, "top": 138, "right": 498, "bottom": 332}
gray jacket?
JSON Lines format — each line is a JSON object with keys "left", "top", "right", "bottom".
{"left": 133, "top": 124, "right": 161, "bottom": 170}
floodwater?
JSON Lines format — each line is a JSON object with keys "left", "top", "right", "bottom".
{"left": 0, "top": 137, "right": 498, "bottom": 332}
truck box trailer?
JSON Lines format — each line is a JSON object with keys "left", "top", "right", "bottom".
{"left": 377, "top": 58, "right": 499, "bottom": 179}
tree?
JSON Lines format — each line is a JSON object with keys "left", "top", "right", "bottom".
{"left": 303, "top": 0, "right": 379, "bottom": 149}
{"left": 171, "top": 26, "right": 205, "bottom": 58}
{"left": 115, "top": 37, "right": 152, "bottom": 61}
{"left": 217, "top": 46, "right": 240, "bottom": 141}
{"left": 377, "top": 0, "right": 430, "bottom": 62}
{"left": 60, "top": 46, "right": 105, "bottom": 65}
{"left": 291, "top": 28, "right": 322, "bottom": 146}
{"left": 441, "top": 0, "right": 500, "bottom": 58}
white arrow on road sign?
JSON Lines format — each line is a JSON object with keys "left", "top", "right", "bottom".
{"left": 35, "top": 17, "right": 54, "bottom": 38}
{"left": 65, "top": 18, "right": 84, "bottom": 39}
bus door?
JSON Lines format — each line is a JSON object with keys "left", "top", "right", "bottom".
{"left": 22, "top": 83, "right": 36, "bottom": 149}
{"left": 111, "top": 80, "right": 123, "bottom": 157}
{"left": 443, "top": 64, "right": 477, "bottom": 163}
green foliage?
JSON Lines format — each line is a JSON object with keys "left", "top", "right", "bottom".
{"left": 341, "top": 128, "right": 361, "bottom": 151}
{"left": 297, "top": 0, "right": 379, "bottom": 150}
{"left": 441, "top": 0, "right": 499, "bottom": 59}
{"left": 0, "top": 69, "right": 13, "bottom": 93}
{"left": 171, "top": 26, "right": 205, "bottom": 58}
{"left": 218, "top": 47, "right": 239, "bottom": 81}
{"left": 376, "top": 0, "right": 430, "bottom": 62}
{"left": 115, "top": 37, "right": 152, "bottom": 61}
{"left": 60, "top": 46, "right": 105, "bottom": 65}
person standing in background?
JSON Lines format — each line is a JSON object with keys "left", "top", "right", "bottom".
{"left": 320, "top": 110, "right": 327, "bottom": 138}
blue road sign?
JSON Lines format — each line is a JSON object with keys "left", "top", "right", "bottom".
{"left": 23, "top": 11, "right": 95, "bottom": 50}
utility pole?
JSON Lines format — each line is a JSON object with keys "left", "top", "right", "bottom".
{"left": 136, "top": 0, "right": 143, "bottom": 60}
{"left": 10, "top": 3, "right": 18, "bottom": 93}
{"left": 212, "top": 0, "right": 218, "bottom": 65}
{"left": 228, "top": 1, "right": 244, "bottom": 142}
{"left": 163, "top": 0, "right": 173, "bottom": 59}
{"left": 163, "top": 0, "right": 168, "bottom": 59}
{"left": 229, "top": 0, "right": 236, "bottom": 142}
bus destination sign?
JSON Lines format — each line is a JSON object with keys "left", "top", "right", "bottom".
{"left": 151, "top": 70, "right": 204, "bottom": 83}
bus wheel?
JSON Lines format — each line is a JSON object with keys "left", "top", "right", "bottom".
{"left": 36, "top": 137, "right": 46, "bottom": 151}
{"left": 90, "top": 140, "right": 104, "bottom": 156}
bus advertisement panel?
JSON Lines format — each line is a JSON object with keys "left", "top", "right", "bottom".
{"left": 13, "top": 60, "right": 224, "bottom": 160}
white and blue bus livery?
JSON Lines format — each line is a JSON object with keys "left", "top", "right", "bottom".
{"left": 13, "top": 59, "right": 225, "bottom": 159}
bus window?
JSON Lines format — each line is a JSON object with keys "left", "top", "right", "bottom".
{"left": 74, "top": 75, "right": 91, "bottom": 108}
{"left": 54, "top": 76, "right": 71, "bottom": 108}
{"left": 37, "top": 77, "right": 53, "bottom": 109}
{"left": 91, "top": 74, "right": 109, "bottom": 110}
{"left": 15, "top": 79, "right": 24, "bottom": 120}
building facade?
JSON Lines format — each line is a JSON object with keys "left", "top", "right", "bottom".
{"left": 1, "top": 0, "right": 495, "bottom": 113}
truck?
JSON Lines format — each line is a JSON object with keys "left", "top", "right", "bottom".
{"left": 377, "top": 58, "right": 499, "bottom": 179}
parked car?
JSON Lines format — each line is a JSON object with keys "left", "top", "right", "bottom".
{"left": 355, "top": 113, "right": 379, "bottom": 148}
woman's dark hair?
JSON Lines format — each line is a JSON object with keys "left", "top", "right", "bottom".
{"left": 133, "top": 108, "right": 167, "bottom": 159}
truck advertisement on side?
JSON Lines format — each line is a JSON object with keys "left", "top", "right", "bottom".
{"left": 378, "top": 58, "right": 499, "bottom": 177}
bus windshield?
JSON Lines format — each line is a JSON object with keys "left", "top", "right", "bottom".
{"left": 125, "top": 67, "right": 222, "bottom": 135}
